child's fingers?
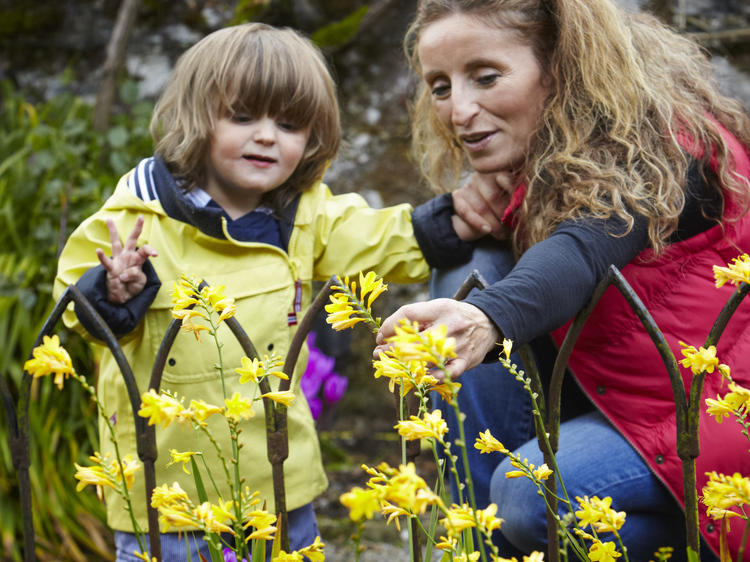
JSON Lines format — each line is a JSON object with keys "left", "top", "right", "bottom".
{"left": 106, "top": 219, "right": 123, "bottom": 256}
{"left": 118, "top": 266, "right": 145, "bottom": 284}
{"left": 136, "top": 244, "right": 158, "bottom": 261}
{"left": 96, "top": 248, "right": 114, "bottom": 271}
{"left": 123, "top": 215, "right": 145, "bottom": 252}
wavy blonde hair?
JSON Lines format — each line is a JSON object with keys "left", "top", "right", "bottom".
{"left": 150, "top": 23, "right": 341, "bottom": 211}
{"left": 405, "top": 0, "right": 750, "bottom": 253}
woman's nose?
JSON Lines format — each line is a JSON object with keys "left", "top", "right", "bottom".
{"left": 451, "top": 86, "right": 480, "bottom": 127}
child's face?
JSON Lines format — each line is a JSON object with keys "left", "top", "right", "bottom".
{"left": 204, "top": 114, "right": 310, "bottom": 218}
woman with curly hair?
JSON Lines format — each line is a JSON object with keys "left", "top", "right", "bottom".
{"left": 382, "top": 0, "right": 750, "bottom": 559}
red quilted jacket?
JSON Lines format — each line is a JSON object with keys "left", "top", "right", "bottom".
{"left": 551, "top": 124, "right": 750, "bottom": 559}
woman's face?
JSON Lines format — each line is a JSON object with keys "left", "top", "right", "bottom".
{"left": 417, "top": 13, "right": 550, "bottom": 174}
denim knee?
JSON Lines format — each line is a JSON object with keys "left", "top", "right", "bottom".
{"left": 490, "top": 455, "right": 549, "bottom": 553}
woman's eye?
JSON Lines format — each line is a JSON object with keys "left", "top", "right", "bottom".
{"left": 430, "top": 83, "right": 451, "bottom": 98}
{"left": 476, "top": 73, "right": 500, "bottom": 86}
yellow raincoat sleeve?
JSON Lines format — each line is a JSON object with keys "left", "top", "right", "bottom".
{"left": 306, "top": 184, "right": 431, "bottom": 283}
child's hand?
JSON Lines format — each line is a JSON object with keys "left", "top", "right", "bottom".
{"left": 96, "top": 215, "right": 158, "bottom": 304}
{"left": 452, "top": 171, "right": 515, "bottom": 240}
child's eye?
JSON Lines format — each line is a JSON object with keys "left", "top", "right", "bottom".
{"left": 231, "top": 114, "right": 252, "bottom": 124}
{"left": 277, "top": 122, "right": 297, "bottom": 131}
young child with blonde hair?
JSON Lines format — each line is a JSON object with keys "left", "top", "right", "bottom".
{"left": 55, "top": 22, "right": 472, "bottom": 561}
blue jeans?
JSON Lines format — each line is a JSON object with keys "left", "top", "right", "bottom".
{"left": 114, "top": 503, "right": 319, "bottom": 561}
{"left": 491, "top": 412, "right": 718, "bottom": 562}
{"left": 430, "top": 241, "right": 535, "bottom": 557}
{"left": 432, "top": 242, "right": 717, "bottom": 560}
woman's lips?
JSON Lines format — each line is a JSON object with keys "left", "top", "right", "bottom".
{"left": 461, "top": 131, "right": 496, "bottom": 151}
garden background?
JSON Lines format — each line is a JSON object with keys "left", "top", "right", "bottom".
{"left": 1, "top": 0, "right": 749, "bottom": 560}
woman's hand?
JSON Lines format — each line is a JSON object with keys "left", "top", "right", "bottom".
{"left": 375, "top": 298, "right": 500, "bottom": 380}
{"left": 96, "top": 215, "right": 158, "bottom": 304}
{"left": 452, "top": 171, "right": 516, "bottom": 240}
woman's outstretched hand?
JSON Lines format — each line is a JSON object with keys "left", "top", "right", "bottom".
{"left": 375, "top": 298, "right": 500, "bottom": 380}
{"left": 452, "top": 171, "right": 516, "bottom": 241}
{"left": 96, "top": 215, "right": 158, "bottom": 304}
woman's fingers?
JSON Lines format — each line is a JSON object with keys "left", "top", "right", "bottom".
{"left": 376, "top": 299, "right": 500, "bottom": 379}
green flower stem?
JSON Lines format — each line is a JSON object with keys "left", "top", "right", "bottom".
{"left": 446, "top": 392, "right": 489, "bottom": 562}
{"left": 72, "top": 372, "right": 146, "bottom": 552}
{"left": 199, "top": 287, "right": 247, "bottom": 560}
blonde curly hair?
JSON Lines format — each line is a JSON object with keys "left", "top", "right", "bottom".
{"left": 150, "top": 23, "right": 341, "bottom": 211}
{"left": 405, "top": 0, "right": 750, "bottom": 253}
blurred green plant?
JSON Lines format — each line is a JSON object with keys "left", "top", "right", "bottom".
{"left": 0, "top": 76, "right": 153, "bottom": 561}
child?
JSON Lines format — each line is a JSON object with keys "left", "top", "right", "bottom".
{"left": 54, "top": 23, "right": 472, "bottom": 561}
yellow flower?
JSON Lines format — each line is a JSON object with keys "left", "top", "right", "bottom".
{"left": 23, "top": 334, "right": 76, "bottom": 390}
{"left": 381, "top": 502, "right": 410, "bottom": 531}
{"left": 171, "top": 277, "right": 199, "bottom": 310}
{"left": 236, "top": 355, "right": 287, "bottom": 384}
{"left": 201, "top": 284, "right": 236, "bottom": 323}
{"left": 340, "top": 486, "right": 382, "bottom": 521}
{"left": 524, "top": 554, "right": 545, "bottom": 562}
{"left": 245, "top": 512, "right": 277, "bottom": 541}
{"left": 174, "top": 309, "right": 210, "bottom": 342}
{"left": 475, "top": 429, "right": 510, "bottom": 454}
{"left": 297, "top": 536, "right": 325, "bottom": 562}
{"left": 395, "top": 409, "right": 448, "bottom": 441}
{"left": 373, "top": 351, "right": 415, "bottom": 394}
{"left": 74, "top": 457, "right": 116, "bottom": 500}
{"left": 705, "top": 382, "right": 749, "bottom": 423}
{"left": 194, "top": 500, "right": 235, "bottom": 535}
{"left": 502, "top": 338, "right": 513, "bottom": 360}
{"left": 588, "top": 540, "right": 621, "bottom": 561}
{"left": 133, "top": 551, "right": 157, "bottom": 562}
{"left": 272, "top": 552, "right": 304, "bottom": 562}
{"left": 224, "top": 392, "right": 254, "bottom": 422}
{"left": 188, "top": 399, "right": 223, "bottom": 424}
{"left": 435, "top": 535, "right": 457, "bottom": 551}
{"left": 74, "top": 452, "right": 140, "bottom": 500}
{"left": 325, "top": 292, "right": 367, "bottom": 331}
{"left": 475, "top": 503, "right": 503, "bottom": 534}
{"left": 575, "top": 496, "right": 626, "bottom": 533}
{"left": 441, "top": 503, "right": 477, "bottom": 537}
{"left": 151, "top": 482, "right": 190, "bottom": 509}
{"left": 532, "top": 464, "right": 554, "bottom": 482}
{"left": 382, "top": 463, "right": 438, "bottom": 515}
{"left": 678, "top": 341, "right": 719, "bottom": 375}
{"left": 388, "top": 320, "right": 456, "bottom": 367}
{"left": 260, "top": 390, "right": 295, "bottom": 407}
{"left": 714, "top": 253, "right": 750, "bottom": 288}
{"left": 167, "top": 449, "right": 198, "bottom": 474}
{"left": 236, "top": 356, "right": 263, "bottom": 384}
{"left": 432, "top": 380, "right": 461, "bottom": 405}
{"left": 453, "top": 553, "right": 480, "bottom": 562}
{"left": 158, "top": 503, "right": 196, "bottom": 531}
{"left": 359, "top": 271, "right": 388, "bottom": 309}
{"left": 138, "top": 389, "right": 190, "bottom": 428}
{"left": 702, "top": 471, "right": 750, "bottom": 516}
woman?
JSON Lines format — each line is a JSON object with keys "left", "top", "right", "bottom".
{"left": 387, "top": 0, "right": 750, "bottom": 559}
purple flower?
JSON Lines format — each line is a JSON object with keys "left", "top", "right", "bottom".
{"left": 222, "top": 547, "right": 247, "bottom": 562}
{"left": 307, "top": 396, "right": 323, "bottom": 420}
{"left": 323, "top": 373, "right": 348, "bottom": 404}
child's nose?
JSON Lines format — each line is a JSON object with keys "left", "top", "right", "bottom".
{"left": 252, "top": 118, "right": 276, "bottom": 145}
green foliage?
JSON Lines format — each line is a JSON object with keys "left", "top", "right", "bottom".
{"left": 0, "top": 78, "right": 153, "bottom": 560}
{"left": 311, "top": 6, "right": 369, "bottom": 49}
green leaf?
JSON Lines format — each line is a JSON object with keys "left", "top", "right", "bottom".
{"left": 107, "top": 126, "right": 129, "bottom": 148}
{"left": 311, "top": 6, "right": 369, "bottom": 49}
